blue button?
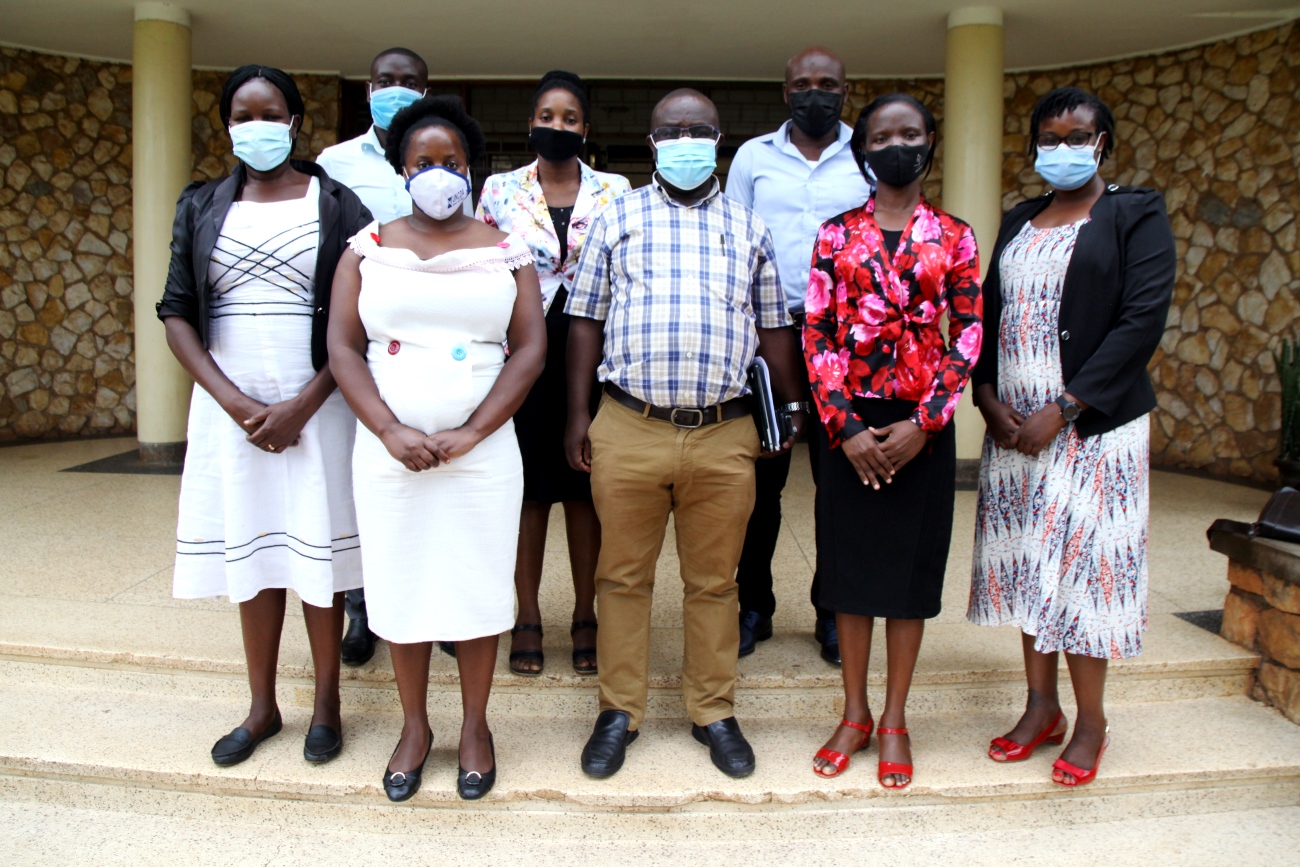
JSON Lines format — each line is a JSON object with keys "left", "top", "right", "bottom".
{"left": 451, "top": 346, "right": 467, "bottom": 361}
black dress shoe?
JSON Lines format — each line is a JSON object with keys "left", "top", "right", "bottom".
{"left": 738, "top": 610, "right": 773, "bottom": 657}
{"left": 211, "top": 711, "right": 282, "bottom": 766}
{"left": 438, "top": 641, "right": 457, "bottom": 659}
{"left": 815, "top": 616, "right": 841, "bottom": 666}
{"left": 457, "top": 733, "right": 497, "bottom": 800}
{"left": 303, "top": 724, "right": 342, "bottom": 764}
{"left": 581, "top": 709, "right": 639, "bottom": 778}
{"left": 383, "top": 727, "right": 433, "bottom": 803}
{"left": 340, "top": 616, "right": 376, "bottom": 666}
{"left": 691, "top": 717, "right": 756, "bottom": 778}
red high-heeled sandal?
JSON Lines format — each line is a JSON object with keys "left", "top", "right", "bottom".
{"left": 1052, "top": 727, "right": 1110, "bottom": 787}
{"left": 812, "top": 716, "right": 874, "bottom": 778}
{"left": 988, "top": 710, "right": 1066, "bottom": 763}
{"left": 877, "top": 727, "right": 912, "bottom": 790}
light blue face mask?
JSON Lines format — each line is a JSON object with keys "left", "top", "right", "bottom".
{"left": 654, "top": 138, "right": 717, "bottom": 191}
{"left": 229, "top": 120, "right": 294, "bottom": 172}
{"left": 369, "top": 85, "right": 424, "bottom": 130}
{"left": 1034, "top": 137, "right": 1103, "bottom": 191}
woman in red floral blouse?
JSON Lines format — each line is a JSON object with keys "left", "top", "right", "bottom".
{"left": 805, "top": 93, "right": 982, "bottom": 789}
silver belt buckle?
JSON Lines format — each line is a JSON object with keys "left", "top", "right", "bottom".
{"left": 670, "top": 407, "right": 705, "bottom": 429}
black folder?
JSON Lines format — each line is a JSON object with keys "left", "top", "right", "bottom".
{"left": 747, "top": 358, "right": 784, "bottom": 453}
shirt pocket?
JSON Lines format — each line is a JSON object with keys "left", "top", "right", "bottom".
{"left": 709, "top": 232, "right": 755, "bottom": 312}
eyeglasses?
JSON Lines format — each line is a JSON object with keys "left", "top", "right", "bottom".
{"left": 1036, "top": 131, "right": 1098, "bottom": 150}
{"left": 650, "top": 125, "right": 722, "bottom": 143}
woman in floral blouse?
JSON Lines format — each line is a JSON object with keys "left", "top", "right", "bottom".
{"left": 805, "top": 93, "right": 981, "bottom": 789}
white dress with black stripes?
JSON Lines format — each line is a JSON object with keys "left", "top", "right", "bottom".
{"left": 173, "top": 177, "right": 362, "bottom": 608}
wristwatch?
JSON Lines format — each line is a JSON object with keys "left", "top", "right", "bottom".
{"left": 779, "top": 401, "right": 811, "bottom": 414}
{"left": 1054, "top": 394, "right": 1082, "bottom": 422}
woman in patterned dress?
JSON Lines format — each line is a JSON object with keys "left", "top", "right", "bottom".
{"left": 806, "top": 94, "right": 983, "bottom": 788}
{"left": 968, "top": 87, "right": 1175, "bottom": 786}
{"left": 158, "top": 66, "right": 372, "bottom": 767}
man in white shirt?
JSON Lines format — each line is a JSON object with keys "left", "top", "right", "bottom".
{"left": 725, "top": 47, "right": 874, "bottom": 667}
{"left": 317, "top": 47, "right": 429, "bottom": 665}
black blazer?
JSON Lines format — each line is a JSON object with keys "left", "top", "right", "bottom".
{"left": 155, "top": 160, "right": 373, "bottom": 372}
{"left": 972, "top": 185, "right": 1176, "bottom": 437}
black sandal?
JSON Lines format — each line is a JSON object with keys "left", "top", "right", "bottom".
{"left": 571, "top": 620, "right": 598, "bottom": 676}
{"left": 509, "top": 623, "right": 544, "bottom": 676}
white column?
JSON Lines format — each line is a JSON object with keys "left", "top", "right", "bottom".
{"left": 943, "top": 6, "right": 1005, "bottom": 470}
{"left": 132, "top": 2, "right": 193, "bottom": 463}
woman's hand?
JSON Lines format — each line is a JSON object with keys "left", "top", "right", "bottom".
{"left": 380, "top": 423, "right": 439, "bottom": 471}
{"left": 1010, "top": 404, "right": 1066, "bottom": 457}
{"left": 244, "top": 395, "right": 317, "bottom": 452}
{"left": 870, "top": 419, "right": 928, "bottom": 473}
{"left": 565, "top": 411, "right": 593, "bottom": 473}
{"left": 975, "top": 385, "right": 1025, "bottom": 450}
{"left": 426, "top": 426, "right": 484, "bottom": 464}
{"left": 219, "top": 392, "right": 268, "bottom": 437}
{"left": 842, "top": 429, "right": 895, "bottom": 490}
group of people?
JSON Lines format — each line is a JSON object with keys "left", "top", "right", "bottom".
{"left": 157, "top": 44, "right": 1175, "bottom": 801}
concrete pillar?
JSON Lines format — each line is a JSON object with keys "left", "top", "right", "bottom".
{"left": 132, "top": 2, "right": 193, "bottom": 464}
{"left": 943, "top": 6, "right": 1005, "bottom": 473}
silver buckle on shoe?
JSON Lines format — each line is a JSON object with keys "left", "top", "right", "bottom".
{"left": 670, "top": 407, "right": 705, "bottom": 429}
{"left": 389, "top": 771, "right": 406, "bottom": 785}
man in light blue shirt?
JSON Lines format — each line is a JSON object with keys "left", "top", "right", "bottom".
{"left": 725, "top": 47, "right": 873, "bottom": 666}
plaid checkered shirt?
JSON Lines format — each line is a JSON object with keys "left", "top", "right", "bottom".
{"left": 565, "top": 177, "right": 790, "bottom": 409}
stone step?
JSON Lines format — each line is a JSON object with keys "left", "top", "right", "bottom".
{"left": 2, "top": 659, "right": 1297, "bottom": 822}
{"left": 0, "top": 597, "right": 1257, "bottom": 717}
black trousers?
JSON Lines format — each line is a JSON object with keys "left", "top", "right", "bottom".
{"left": 345, "top": 588, "right": 365, "bottom": 621}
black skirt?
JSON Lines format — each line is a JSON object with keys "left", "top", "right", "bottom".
{"left": 514, "top": 287, "right": 598, "bottom": 505}
{"left": 814, "top": 398, "right": 956, "bottom": 620}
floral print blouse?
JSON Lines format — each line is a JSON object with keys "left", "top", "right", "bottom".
{"left": 803, "top": 196, "right": 983, "bottom": 447}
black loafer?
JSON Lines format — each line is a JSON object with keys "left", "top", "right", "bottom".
{"left": 303, "top": 724, "right": 342, "bottom": 764}
{"left": 580, "top": 709, "right": 639, "bottom": 779}
{"left": 341, "top": 616, "right": 376, "bottom": 666}
{"left": 383, "top": 727, "right": 433, "bottom": 803}
{"left": 211, "top": 711, "right": 282, "bottom": 766}
{"left": 815, "top": 616, "right": 841, "bottom": 667}
{"left": 457, "top": 733, "right": 497, "bottom": 800}
{"left": 691, "top": 717, "right": 756, "bottom": 778}
{"left": 738, "top": 610, "right": 773, "bottom": 657}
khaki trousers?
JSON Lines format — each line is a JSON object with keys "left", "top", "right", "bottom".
{"left": 588, "top": 396, "right": 760, "bottom": 730}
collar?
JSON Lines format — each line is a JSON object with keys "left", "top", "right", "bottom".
{"left": 650, "top": 173, "right": 721, "bottom": 209}
{"left": 360, "top": 125, "right": 384, "bottom": 155}
{"left": 764, "top": 119, "right": 854, "bottom": 162}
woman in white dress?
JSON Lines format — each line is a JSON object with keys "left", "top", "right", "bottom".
{"left": 158, "top": 66, "right": 372, "bottom": 767}
{"left": 329, "top": 96, "right": 546, "bottom": 802}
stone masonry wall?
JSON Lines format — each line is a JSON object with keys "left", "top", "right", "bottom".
{"left": 0, "top": 47, "right": 337, "bottom": 443}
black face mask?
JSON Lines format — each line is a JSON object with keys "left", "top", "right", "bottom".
{"left": 529, "top": 126, "right": 585, "bottom": 162}
{"left": 862, "top": 144, "right": 929, "bottom": 188}
{"left": 789, "top": 89, "right": 843, "bottom": 139}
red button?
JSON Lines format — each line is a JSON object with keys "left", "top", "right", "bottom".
{"left": 388, "top": 341, "right": 400, "bottom": 355}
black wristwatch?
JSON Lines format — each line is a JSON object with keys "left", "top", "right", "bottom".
{"left": 1054, "top": 394, "right": 1082, "bottom": 422}
{"left": 779, "top": 401, "right": 811, "bottom": 415}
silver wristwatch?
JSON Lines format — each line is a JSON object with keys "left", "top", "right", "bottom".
{"left": 779, "top": 401, "right": 811, "bottom": 414}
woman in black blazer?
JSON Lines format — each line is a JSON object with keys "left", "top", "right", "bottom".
{"left": 157, "top": 65, "right": 372, "bottom": 769}
{"left": 967, "top": 87, "right": 1175, "bottom": 787}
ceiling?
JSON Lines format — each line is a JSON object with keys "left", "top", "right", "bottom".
{"left": 2, "top": 0, "right": 1297, "bottom": 79}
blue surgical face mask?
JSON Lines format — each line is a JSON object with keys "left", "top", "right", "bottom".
{"left": 654, "top": 138, "right": 717, "bottom": 191}
{"left": 229, "top": 120, "right": 294, "bottom": 172}
{"left": 369, "top": 85, "right": 424, "bottom": 130}
{"left": 1034, "top": 135, "right": 1104, "bottom": 191}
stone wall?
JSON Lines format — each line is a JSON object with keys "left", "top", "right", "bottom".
{"left": 0, "top": 47, "right": 338, "bottom": 442}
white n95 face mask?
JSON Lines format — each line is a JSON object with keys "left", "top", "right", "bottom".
{"left": 405, "top": 165, "right": 470, "bottom": 219}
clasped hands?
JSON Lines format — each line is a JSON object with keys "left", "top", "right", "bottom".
{"left": 977, "top": 386, "right": 1068, "bottom": 457}
{"left": 842, "top": 419, "right": 927, "bottom": 490}
{"left": 380, "top": 422, "right": 483, "bottom": 472}
{"left": 226, "top": 394, "right": 315, "bottom": 454}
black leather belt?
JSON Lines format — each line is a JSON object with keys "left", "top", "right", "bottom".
{"left": 605, "top": 384, "right": 749, "bottom": 429}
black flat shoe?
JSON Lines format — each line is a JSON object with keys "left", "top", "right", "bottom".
{"left": 340, "top": 616, "right": 376, "bottom": 666}
{"left": 303, "top": 724, "right": 342, "bottom": 764}
{"left": 815, "top": 616, "right": 841, "bottom": 667}
{"left": 457, "top": 733, "right": 497, "bottom": 800}
{"left": 738, "top": 610, "right": 773, "bottom": 657}
{"left": 509, "top": 623, "right": 544, "bottom": 676}
{"left": 211, "top": 711, "right": 282, "bottom": 767}
{"left": 581, "top": 709, "right": 639, "bottom": 778}
{"left": 691, "top": 717, "right": 756, "bottom": 778}
{"left": 570, "top": 619, "right": 598, "bottom": 675}
{"left": 383, "top": 727, "right": 433, "bottom": 803}
{"left": 438, "top": 641, "right": 457, "bottom": 659}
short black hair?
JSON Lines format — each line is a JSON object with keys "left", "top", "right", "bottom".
{"left": 1029, "top": 86, "right": 1115, "bottom": 164}
{"left": 850, "top": 92, "right": 937, "bottom": 180}
{"left": 372, "top": 47, "right": 428, "bottom": 76}
{"left": 219, "top": 65, "right": 305, "bottom": 126}
{"left": 384, "top": 95, "right": 486, "bottom": 171}
{"left": 533, "top": 70, "right": 589, "bottom": 123}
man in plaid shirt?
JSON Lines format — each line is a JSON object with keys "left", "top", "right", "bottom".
{"left": 564, "top": 88, "right": 807, "bottom": 781}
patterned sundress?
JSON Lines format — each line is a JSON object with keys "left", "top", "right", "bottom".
{"left": 967, "top": 219, "right": 1150, "bottom": 659}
